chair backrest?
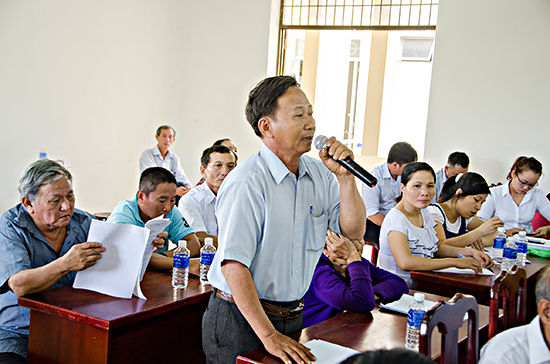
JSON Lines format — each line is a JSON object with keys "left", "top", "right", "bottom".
{"left": 488, "top": 265, "right": 527, "bottom": 339}
{"left": 419, "top": 293, "right": 479, "bottom": 364}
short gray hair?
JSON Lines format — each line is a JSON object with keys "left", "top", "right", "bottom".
{"left": 536, "top": 265, "right": 550, "bottom": 303}
{"left": 18, "top": 159, "right": 72, "bottom": 201}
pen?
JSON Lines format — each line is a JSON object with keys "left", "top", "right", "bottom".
{"left": 310, "top": 206, "right": 314, "bottom": 215}
{"left": 456, "top": 254, "right": 466, "bottom": 258}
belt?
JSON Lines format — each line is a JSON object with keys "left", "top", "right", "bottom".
{"left": 215, "top": 289, "right": 304, "bottom": 320}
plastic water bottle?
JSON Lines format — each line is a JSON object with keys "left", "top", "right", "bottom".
{"left": 516, "top": 231, "right": 528, "bottom": 267}
{"left": 200, "top": 237, "right": 216, "bottom": 285}
{"left": 172, "top": 240, "right": 190, "bottom": 289}
{"left": 502, "top": 236, "right": 518, "bottom": 272}
{"left": 405, "top": 293, "right": 428, "bottom": 352}
{"left": 492, "top": 227, "right": 506, "bottom": 263}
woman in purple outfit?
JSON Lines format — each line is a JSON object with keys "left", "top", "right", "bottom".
{"left": 303, "top": 231, "right": 409, "bottom": 328}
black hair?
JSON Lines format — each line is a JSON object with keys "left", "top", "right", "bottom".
{"left": 213, "top": 138, "right": 231, "bottom": 146}
{"left": 507, "top": 156, "right": 543, "bottom": 180}
{"left": 438, "top": 172, "right": 490, "bottom": 203}
{"left": 340, "top": 349, "right": 436, "bottom": 364}
{"left": 245, "top": 75, "right": 299, "bottom": 137}
{"left": 447, "top": 151, "right": 469, "bottom": 168}
{"left": 401, "top": 162, "right": 436, "bottom": 186}
{"left": 156, "top": 125, "right": 175, "bottom": 137}
{"left": 387, "top": 142, "right": 418, "bottom": 165}
{"left": 139, "top": 167, "right": 177, "bottom": 197}
{"left": 200, "top": 145, "right": 233, "bottom": 168}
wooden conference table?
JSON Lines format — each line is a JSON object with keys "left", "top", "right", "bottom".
{"left": 18, "top": 270, "right": 213, "bottom": 364}
{"left": 411, "top": 255, "right": 549, "bottom": 319}
{"left": 237, "top": 291, "right": 492, "bottom": 364}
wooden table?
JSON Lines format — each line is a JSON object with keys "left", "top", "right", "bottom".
{"left": 411, "top": 255, "right": 548, "bottom": 319}
{"left": 18, "top": 271, "right": 213, "bottom": 364}
{"left": 236, "top": 291, "right": 491, "bottom": 364}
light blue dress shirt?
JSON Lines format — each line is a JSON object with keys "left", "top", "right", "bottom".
{"left": 362, "top": 162, "right": 401, "bottom": 217}
{"left": 0, "top": 205, "right": 94, "bottom": 357}
{"left": 139, "top": 145, "right": 191, "bottom": 187}
{"left": 477, "top": 183, "right": 550, "bottom": 231}
{"left": 107, "top": 195, "right": 194, "bottom": 253}
{"left": 179, "top": 182, "right": 218, "bottom": 236}
{"left": 432, "top": 167, "right": 447, "bottom": 203}
{"left": 208, "top": 144, "right": 341, "bottom": 302}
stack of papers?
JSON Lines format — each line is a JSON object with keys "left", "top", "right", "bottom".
{"left": 527, "top": 236, "right": 550, "bottom": 250}
{"left": 73, "top": 217, "right": 171, "bottom": 300}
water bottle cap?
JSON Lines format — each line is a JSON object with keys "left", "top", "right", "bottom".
{"left": 178, "top": 240, "right": 187, "bottom": 248}
{"left": 413, "top": 293, "right": 425, "bottom": 302}
{"left": 205, "top": 237, "right": 214, "bottom": 246}
{"left": 497, "top": 227, "right": 506, "bottom": 233}
{"left": 519, "top": 231, "right": 527, "bottom": 237}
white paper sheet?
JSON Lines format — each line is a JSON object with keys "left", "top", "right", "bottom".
{"left": 433, "top": 267, "right": 494, "bottom": 275}
{"left": 527, "top": 237, "right": 550, "bottom": 250}
{"left": 302, "top": 340, "right": 359, "bottom": 364}
{"left": 132, "top": 216, "right": 171, "bottom": 298}
{"left": 73, "top": 220, "right": 149, "bottom": 299}
{"left": 380, "top": 294, "right": 437, "bottom": 314}
{"left": 380, "top": 294, "right": 468, "bottom": 321}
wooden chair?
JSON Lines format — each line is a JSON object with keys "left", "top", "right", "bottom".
{"left": 419, "top": 293, "right": 479, "bottom": 364}
{"left": 488, "top": 265, "right": 527, "bottom": 339}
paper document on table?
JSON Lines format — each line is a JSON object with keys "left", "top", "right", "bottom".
{"left": 302, "top": 340, "right": 359, "bottom": 364}
{"left": 380, "top": 294, "right": 436, "bottom": 314}
{"left": 433, "top": 267, "right": 494, "bottom": 275}
{"left": 73, "top": 220, "right": 150, "bottom": 299}
{"left": 380, "top": 294, "right": 468, "bottom": 321}
{"left": 527, "top": 237, "right": 550, "bottom": 250}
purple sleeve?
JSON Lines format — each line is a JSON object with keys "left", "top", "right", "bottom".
{"left": 312, "top": 258, "right": 377, "bottom": 313}
{"left": 367, "top": 258, "right": 409, "bottom": 300}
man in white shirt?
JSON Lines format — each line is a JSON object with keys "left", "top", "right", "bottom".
{"left": 432, "top": 151, "right": 470, "bottom": 203}
{"left": 179, "top": 145, "right": 236, "bottom": 245}
{"left": 479, "top": 265, "right": 550, "bottom": 364}
{"left": 139, "top": 125, "right": 192, "bottom": 202}
{"left": 362, "top": 142, "right": 417, "bottom": 245}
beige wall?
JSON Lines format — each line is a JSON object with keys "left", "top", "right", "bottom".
{"left": 425, "top": 0, "right": 550, "bottom": 192}
{"left": 0, "top": 1, "right": 270, "bottom": 213}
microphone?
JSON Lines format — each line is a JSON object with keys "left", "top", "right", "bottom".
{"left": 314, "top": 135, "right": 378, "bottom": 188}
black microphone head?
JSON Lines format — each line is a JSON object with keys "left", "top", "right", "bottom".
{"left": 314, "top": 135, "right": 327, "bottom": 151}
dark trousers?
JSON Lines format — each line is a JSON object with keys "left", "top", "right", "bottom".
{"left": 364, "top": 219, "right": 381, "bottom": 247}
{"left": 0, "top": 353, "right": 26, "bottom": 364}
{"left": 202, "top": 293, "right": 303, "bottom": 364}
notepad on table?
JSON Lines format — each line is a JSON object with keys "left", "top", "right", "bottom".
{"left": 433, "top": 267, "right": 494, "bottom": 275}
{"left": 302, "top": 339, "right": 359, "bottom": 364}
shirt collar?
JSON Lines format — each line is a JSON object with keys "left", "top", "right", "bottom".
{"left": 382, "top": 162, "right": 393, "bottom": 179}
{"left": 153, "top": 145, "right": 171, "bottom": 158}
{"left": 528, "top": 316, "right": 550, "bottom": 363}
{"left": 198, "top": 183, "right": 217, "bottom": 204}
{"left": 13, "top": 203, "right": 82, "bottom": 246}
{"left": 500, "top": 182, "right": 533, "bottom": 203}
{"left": 260, "top": 144, "right": 310, "bottom": 185}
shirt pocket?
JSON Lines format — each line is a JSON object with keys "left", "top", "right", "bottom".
{"left": 306, "top": 213, "right": 328, "bottom": 252}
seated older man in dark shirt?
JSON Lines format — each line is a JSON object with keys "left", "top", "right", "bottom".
{"left": 0, "top": 159, "right": 106, "bottom": 363}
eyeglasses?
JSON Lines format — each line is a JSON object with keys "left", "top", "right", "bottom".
{"left": 516, "top": 175, "right": 538, "bottom": 188}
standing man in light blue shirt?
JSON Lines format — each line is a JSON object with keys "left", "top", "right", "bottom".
{"left": 362, "top": 142, "right": 417, "bottom": 245}
{"left": 202, "top": 76, "right": 366, "bottom": 364}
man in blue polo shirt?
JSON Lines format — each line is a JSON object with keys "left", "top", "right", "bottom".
{"left": 108, "top": 167, "right": 201, "bottom": 270}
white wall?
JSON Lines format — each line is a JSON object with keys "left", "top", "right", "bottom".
{"left": 425, "top": 0, "right": 550, "bottom": 192}
{"left": 0, "top": 1, "right": 269, "bottom": 213}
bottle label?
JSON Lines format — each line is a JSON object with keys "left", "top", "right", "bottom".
{"left": 493, "top": 237, "right": 506, "bottom": 249}
{"left": 503, "top": 247, "right": 517, "bottom": 259}
{"left": 407, "top": 309, "right": 426, "bottom": 329}
{"left": 173, "top": 254, "right": 190, "bottom": 269}
{"left": 516, "top": 242, "right": 527, "bottom": 254}
{"left": 200, "top": 252, "right": 215, "bottom": 265}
